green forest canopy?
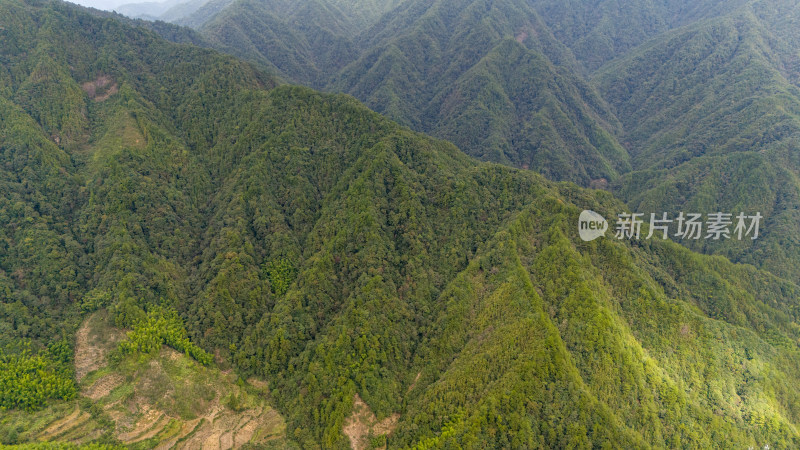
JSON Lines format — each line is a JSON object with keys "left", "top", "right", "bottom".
{"left": 1, "top": 0, "right": 800, "bottom": 448}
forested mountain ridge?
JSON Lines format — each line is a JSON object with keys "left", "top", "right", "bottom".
{"left": 140, "top": 0, "right": 800, "bottom": 287}
{"left": 528, "top": 0, "right": 751, "bottom": 72}
{"left": 113, "top": 0, "right": 408, "bottom": 87}
{"left": 2, "top": 0, "right": 800, "bottom": 448}
{"left": 128, "top": 0, "right": 631, "bottom": 186}
{"left": 195, "top": 0, "right": 360, "bottom": 87}
{"left": 593, "top": 1, "right": 800, "bottom": 283}
{"left": 116, "top": 0, "right": 403, "bottom": 31}
{"left": 326, "top": 0, "right": 631, "bottom": 186}
{"left": 115, "top": 0, "right": 197, "bottom": 21}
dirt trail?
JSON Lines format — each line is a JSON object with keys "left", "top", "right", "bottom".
{"left": 173, "top": 404, "right": 285, "bottom": 450}
{"left": 127, "top": 414, "right": 172, "bottom": 444}
{"left": 153, "top": 418, "right": 202, "bottom": 450}
{"left": 178, "top": 405, "right": 240, "bottom": 450}
{"left": 233, "top": 417, "right": 258, "bottom": 447}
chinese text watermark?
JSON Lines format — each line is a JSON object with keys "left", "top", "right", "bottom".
{"left": 579, "top": 210, "right": 762, "bottom": 242}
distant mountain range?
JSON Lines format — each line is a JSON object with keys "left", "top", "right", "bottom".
{"left": 112, "top": 0, "right": 800, "bottom": 284}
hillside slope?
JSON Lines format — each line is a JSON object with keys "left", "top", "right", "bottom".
{"left": 114, "top": 0, "right": 800, "bottom": 287}
{"left": 327, "top": 0, "right": 630, "bottom": 185}
{"left": 1, "top": 0, "right": 800, "bottom": 448}
{"left": 529, "top": 0, "right": 750, "bottom": 72}
{"left": 165, "top": 0, "right": 632, "bottom": 185}
{"left": 595, "top": 1, "right": 800, "bottom": 282}
{"left": 1, "top": 310, "right": 291, "bottom": 448}
{"left": 196, "top": 0, "right": 358, "bottom": 87}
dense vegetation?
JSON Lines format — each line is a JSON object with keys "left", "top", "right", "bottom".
{"left": 596, "top": 1, "right": 800, "bottom": 282}
{"left": 2, "top": 444, "right": 123, "bottom": 449}
{"left": 144, "top": 0, "right": 631, "bottom": 186}
{"left": 0, "top": 345, "right": 76, "bottom": 411}
{"left": 326, "top": 0, "right": 630, "bottom": 186}
{"left": 197, "top": 0, "right": 359, "bottom": 88}
{"left": 137, "top": 0, "right": 800, "bottom": 289}
{"left": 527, "top": 0, "right": 749, "bottom": 71}
{"left": 114, "top": 307, "right": 212, "bottom": 365}
{"left": 2, "top": 0, "right": 800, "bottom": 448}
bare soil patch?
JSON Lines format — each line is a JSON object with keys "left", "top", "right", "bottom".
{"left": 74, "top": 321, "right": 102, "bottom": 382}
{"left": 74, "top": 311, "right": 124, "bottom": 382}
{"left": 81, "top": 75, "right": 118, "bottom": 102}
{"left": 343, "top": 394, "right": 399, "bottom": 450}
{"left": 408, "top": 371, "right": 421, "bottom": 392}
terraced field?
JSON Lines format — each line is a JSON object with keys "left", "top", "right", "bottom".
{"left": 0, "top": 311, "right": 292, "bottom": 449}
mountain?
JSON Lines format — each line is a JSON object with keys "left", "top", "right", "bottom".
{"left": 157, "top": 0, "right": 209, "bottom": 22}
{"left": 3, "top": 0, "right": 800, "bottom": 448}
{"left": 196, "top": 0, "right": 359, "bottom": 87}
{"left": 594, "top": 0, "right": 800, "bottom": 282}
{"left": 115, "top": 0, "right": 196, "bottom": 21}
{"left": 111, "top": 0, "right": 406, "bottom": 82}
{"left": 162, "top": 0, "right": 632, "bottom": 185}
{"left": 327, "top": 0, "right": 631, "bottom": 186}
{"left": 324, "top": 0, "right": 405, "bottom": 29}
{"left": 189, "top": 0, "right": 409, "bottom": 88}
{"left": 0, "top": 0, "right": 284, "bottom": 443}
{"left": 108, "top": 0, "right": 800, "bottom": 287}
{"left": 528, "top": 0, "right": 750, "bottom": 72}
{"left": 114, "top": 0, "right": 224, "bottom": 25}
{"left": 117, "top": 0, "right": 403, "bottom": 31}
